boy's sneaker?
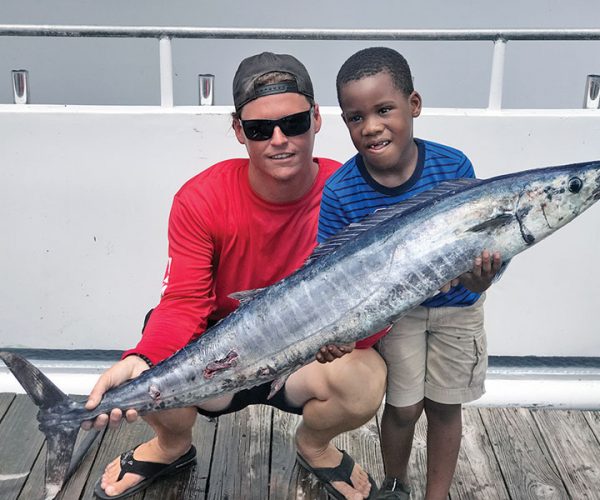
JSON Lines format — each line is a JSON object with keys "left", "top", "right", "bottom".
{"left": 374, "top": 477, "right": 411, "bottom": 499}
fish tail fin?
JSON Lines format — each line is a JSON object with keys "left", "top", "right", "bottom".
{"left": 44, "top": 427, "right": 79, "bottom": 499}
{"left": 0, "top": 351, "right": 87, "bottom": 499}
{"left": 0, "top": 351, "right": 71, "bottom": 409}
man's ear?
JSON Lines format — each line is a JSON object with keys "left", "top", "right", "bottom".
{"left": 312, "top": 103, "right": 322, "bottom": 133}
{"left": 232, "top": 117, "right": 245, "bottom": 145}
{"left": 410, "top": 91, "right": 422, "bottom": 118}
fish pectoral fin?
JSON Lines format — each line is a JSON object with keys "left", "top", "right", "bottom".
{"left": 267, "top": 375, "right": 289, "bottom": 400}
{"left": 467, "top": 213, "right": 514, "bottom": 233}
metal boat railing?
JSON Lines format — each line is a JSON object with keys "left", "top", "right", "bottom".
{"left": 2, "top": 25, "right": 600, "bottom": 108}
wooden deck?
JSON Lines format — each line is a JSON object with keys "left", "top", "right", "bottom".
{"left": 1, "top": 393, "right": 599, "bottom": 499}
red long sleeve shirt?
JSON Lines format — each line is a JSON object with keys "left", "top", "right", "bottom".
{"left": 123, "top": 157, "right": 383, "bottom": 364}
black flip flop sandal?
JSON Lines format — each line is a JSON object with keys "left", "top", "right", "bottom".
{"left": 93, "top": 444, "right": 197, "bottom": 499}
{"left": 296, "top": 448, "right": 378, "bottom": 500}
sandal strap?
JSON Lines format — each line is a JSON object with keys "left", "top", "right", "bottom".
{"left": 117, "top": 448, "right": 177, "bottom": 481}
{"left": 307, "top": 449, "right": 354, "bottom": 483}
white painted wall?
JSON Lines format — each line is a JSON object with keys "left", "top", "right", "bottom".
{"left": 1, "top": 105, "right": 599, "bottom": 355}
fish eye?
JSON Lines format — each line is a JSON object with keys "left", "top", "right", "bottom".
{"left": 568, "top": 177, "right": 583, "bottom": 193}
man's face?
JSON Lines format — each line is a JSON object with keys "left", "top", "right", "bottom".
{"left": 233, "top": 92, "right": 321, "bottom": 184}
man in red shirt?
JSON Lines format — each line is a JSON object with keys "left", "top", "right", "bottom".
{"left": 86, "top": 52, "right": 386, "bottom": 500}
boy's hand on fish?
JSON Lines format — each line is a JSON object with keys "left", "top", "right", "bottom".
{"left": 315, "top": 343, "right": 355, "bottom": 363}
{"left": 459, "top": 250, "right": 503, "bottom": 293}
{"left": 81, "top": 355, "right": 151, "bottom": 431}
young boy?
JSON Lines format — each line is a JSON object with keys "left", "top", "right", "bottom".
{"left": 318, "top": 47, "right": 502, "bottom": 499}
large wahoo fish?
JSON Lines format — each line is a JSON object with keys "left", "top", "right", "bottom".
{"left": 2, "top": 160, "right": 600, "bottom": 498}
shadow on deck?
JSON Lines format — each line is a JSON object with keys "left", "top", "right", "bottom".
{"left": 1, "top": 393, "right": 599, "bottom": 499}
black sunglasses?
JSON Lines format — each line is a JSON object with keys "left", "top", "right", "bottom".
{"left": 240, "top": 108, "right": 313, "bottom": 141}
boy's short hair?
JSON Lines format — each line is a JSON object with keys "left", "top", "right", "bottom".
{"left": 336, "top": 47, "right": 414, "bottom": 105}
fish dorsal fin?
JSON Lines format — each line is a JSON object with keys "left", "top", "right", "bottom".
{"left": 307, "top": 178, "right": 483, "bottom": 265}
{"left": 228, "top": 288, "right": 265, "bottom": 304}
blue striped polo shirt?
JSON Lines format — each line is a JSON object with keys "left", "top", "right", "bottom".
{"left": 318, "top": 138, "right": 481, "bottom": 308}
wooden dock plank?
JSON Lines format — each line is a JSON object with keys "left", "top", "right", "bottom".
{"left": 207, "top": 405, "right": 272, "bottom": 500}
{"left": 479, "top": 407, "right": 566, "bottom": 499}
{"left": 2, "top": 391, "right": 599, "bottom": 500}
{"left": 0, "top": 393, "right": 15, "bottom": 421}
{"left": 16, "top": 441, "right": 46, "bottom": 500}
{"left": 532, "top": 409, "right": 600, "bottom": 499}
{"left": 583, "top": 410, "right": 600, "bottom": 443}
{"left": 450, "top": 408, "right": 510, "bottom": 499}
{"left": 0, "top": 395, "right": 46, "bottom": 500}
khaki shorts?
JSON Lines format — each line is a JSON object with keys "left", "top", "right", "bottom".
{"left": 378, "top": 295, "right": 487, "bottom": 407}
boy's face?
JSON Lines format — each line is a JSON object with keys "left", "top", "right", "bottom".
{"left": 340, "top": 71, "right": 421, "bottom": 176}
{"left": 233, "top": 92, "right": 321, "bottom": 185}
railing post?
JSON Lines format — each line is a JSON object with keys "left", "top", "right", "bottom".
{"left": 12, "top": 69, "right": 29, "bottom": 104}
{"left": 583, "top": 75, "right": 600, "bottom": 109}
{"left": 198, "top": 74, "right": 215, "bottom": 105}
{"left": 488, "top": 37, "right": 506, "bottom": 110}
{"left": 159, "top": 36, "right": 174, "bottom": 107}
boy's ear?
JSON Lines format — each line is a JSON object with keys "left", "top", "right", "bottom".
{"left": 410, "top": 91, "right": 422, "bottom": 118}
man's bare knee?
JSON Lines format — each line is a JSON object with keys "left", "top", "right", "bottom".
{"left": 328, "top": 349, "right": 386, "bottom": 416}
{"left": 197, "top": 394, "right": 234, "bottom": 413}
{"left": 143, "top": 406, "right": 197, "bottom": 434}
